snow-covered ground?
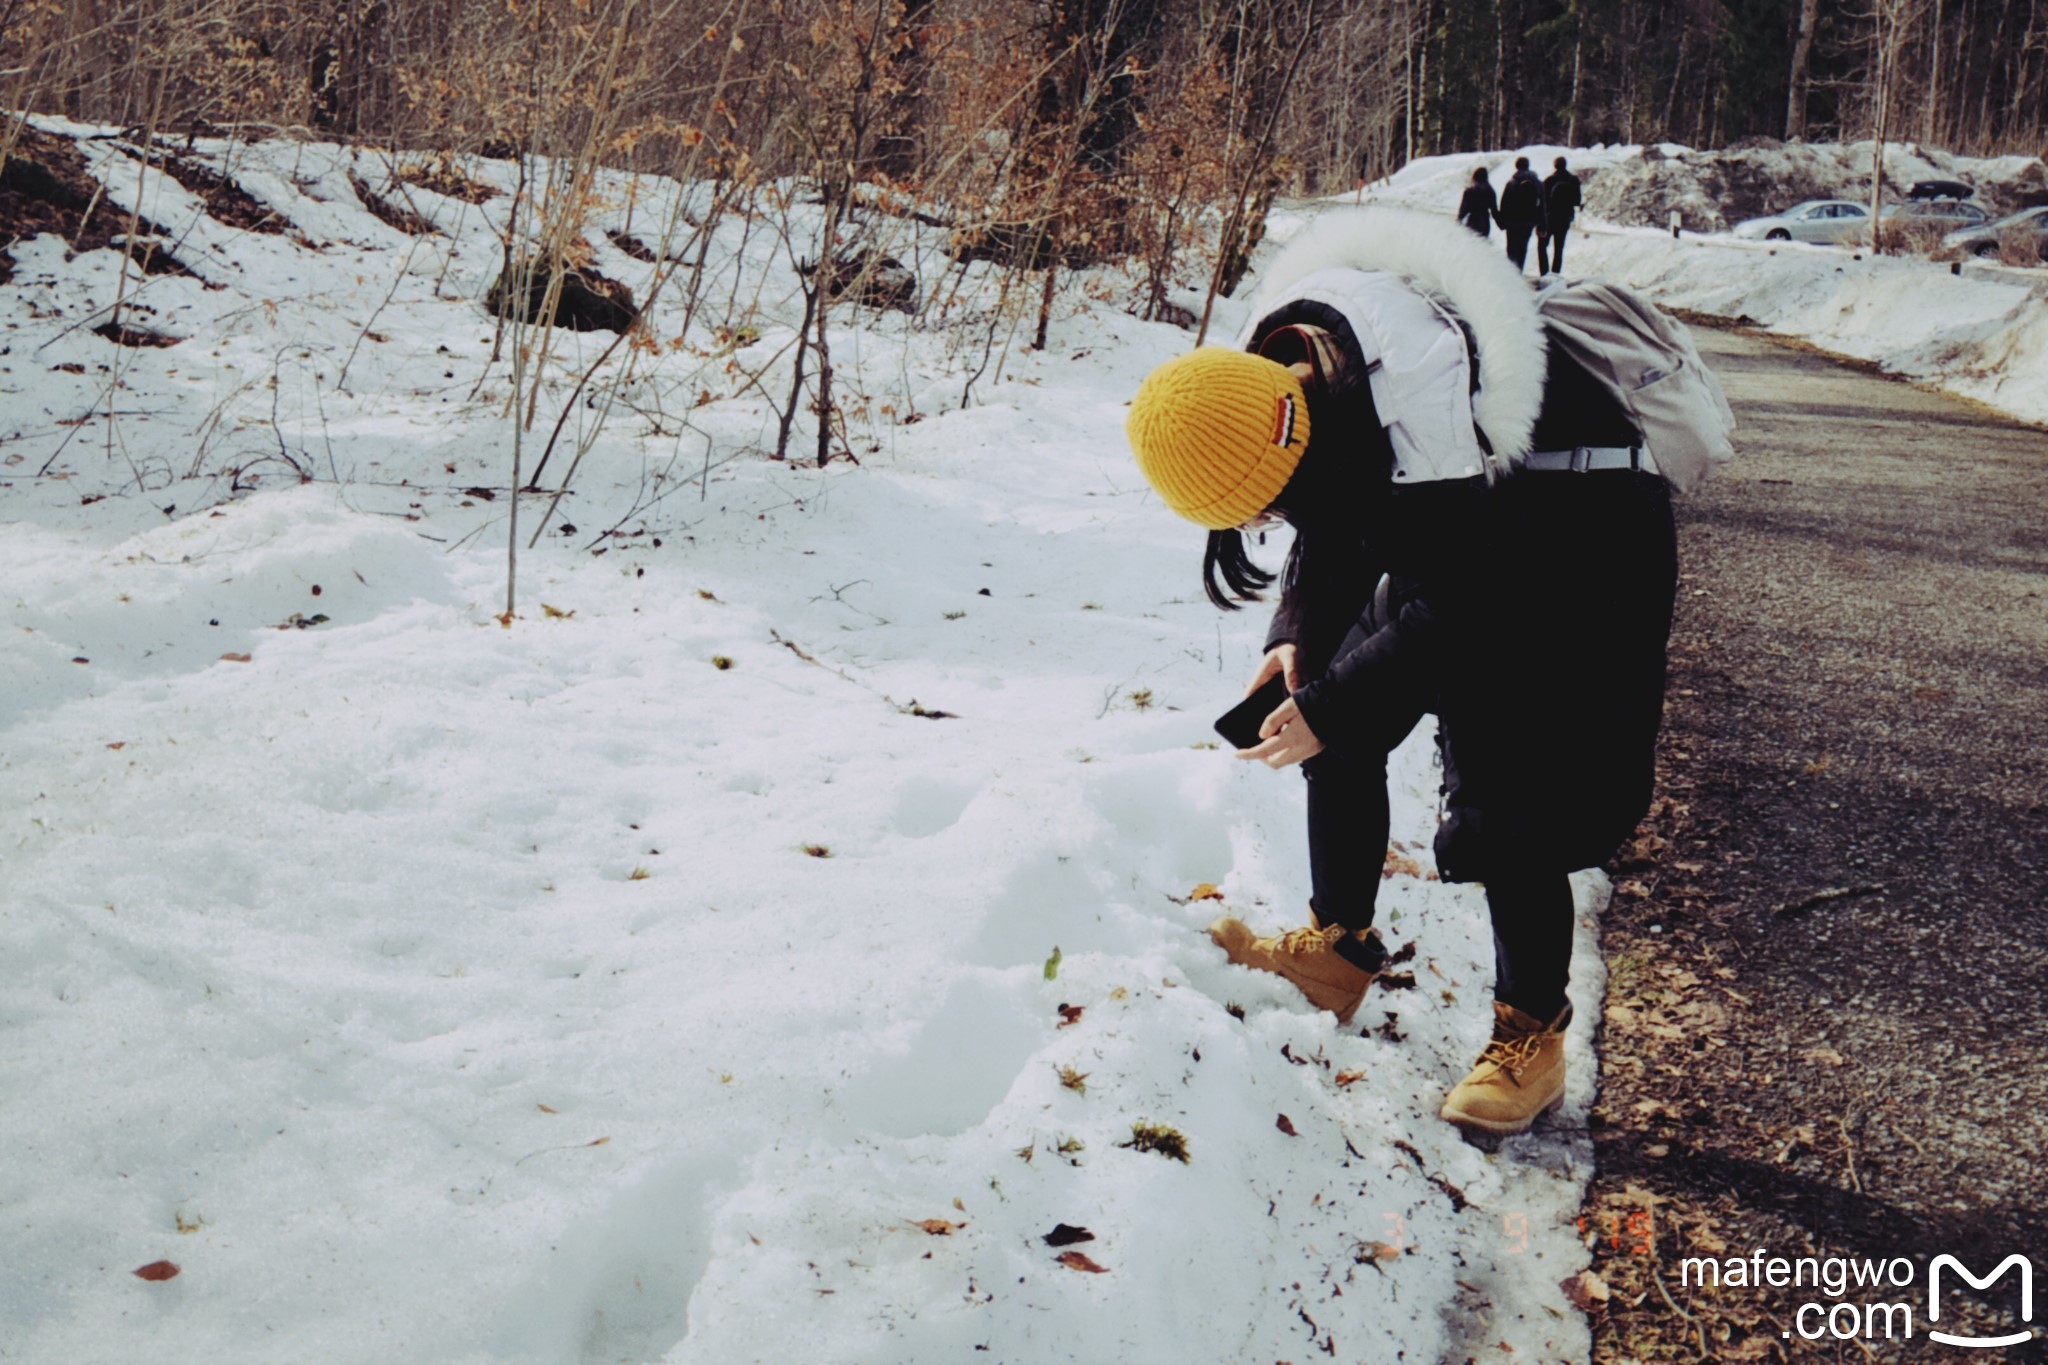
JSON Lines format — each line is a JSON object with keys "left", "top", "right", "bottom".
{"left": 1324, "top": 142, "right": 2048, "bottom": 427}
{"left": 4, "top": 124, "right": 1604, "bottom": 1363}
{"left": 8, "top": 120, "right": 2041, "bottom": 1364}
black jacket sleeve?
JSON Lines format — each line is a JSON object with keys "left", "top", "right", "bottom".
{"left": 1289, "top": 583, "right": 1442, "bottom": 750}
{"left": 1283, "top": 477, "right": 1489, "bottom": 750}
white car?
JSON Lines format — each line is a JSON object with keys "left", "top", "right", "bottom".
{"left": 1731, "top": 200, "right": 1871, "bottom": 244}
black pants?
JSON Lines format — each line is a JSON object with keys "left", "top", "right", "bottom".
{"left": 1504, "top": 224, "right": 1536, "bottom": 272}
{"left": 1544, "top": 222, "right": 1571, "bottom": 272}
{"left": 1295, "top": 472, "right": 1676, "bottom": 1020}
{"left": 1298, "top": 622, "right": 1576, "bottom": 1021}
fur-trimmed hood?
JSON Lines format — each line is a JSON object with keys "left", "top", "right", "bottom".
{"left": 1241, "top": 207, "right": 1549, "bottom": 466}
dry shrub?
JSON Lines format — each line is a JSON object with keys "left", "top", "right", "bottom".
{"left": 1871, "top": 217, "right": 1947, "bottom": 255}
{"left": 1994, "top": 221, "right": 2047, "bottom": 266}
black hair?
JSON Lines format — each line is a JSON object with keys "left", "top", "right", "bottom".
{"left": 1470, "top": 165, "right": 1489, "bottom": 184}
{"left": 1199, "top": 427, "right": 1373, "bottom": 610}
{"left": 1202, "top": 528, "right": 1276, "bottom": 610}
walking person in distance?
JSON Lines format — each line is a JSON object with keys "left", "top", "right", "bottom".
{"left": 1498, "top": 155, "right": 1545, "bottom": 274}
{"left": 1456, "top": 165, "right": 1498, "bottom": 238}
{"left": 1542, "top": 156, "right": 1582, "bottom": 274}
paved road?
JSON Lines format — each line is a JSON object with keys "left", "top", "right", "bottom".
{"left": 1588, "top": 323, "right": 2048, "bottom": 1361}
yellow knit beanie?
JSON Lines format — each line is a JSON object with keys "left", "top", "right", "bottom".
{"left": 1125, "top": 348, "right": 1310, "bottom": 530}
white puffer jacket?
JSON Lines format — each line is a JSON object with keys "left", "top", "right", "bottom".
{"left": 1235, "top": 207, "right": 1550, "bottom": 484}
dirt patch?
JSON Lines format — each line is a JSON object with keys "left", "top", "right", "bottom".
{"left": 92, "top": 320, "right": 182, "bottom": 347}
{"left": 485, "top": 258, "right": 637, "bottom": 333}
{"left": 348, "top": 174, "right": 440, "bottom": 236}
{"left": 397, "top": 157, "right": 498, "bottom": 205}
{"left": 606, "top": 229, "right": 663, "bottom": 263}
{"left": 0, "top": 128, "right": 197, "bottom": 283}
{"left": 801, "top": 248, "right": 919, "bottom": 313}
{"left": 119, "top": 142, "right": 293, "bottom": 235}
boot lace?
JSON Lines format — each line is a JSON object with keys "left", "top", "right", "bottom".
{"left": 1273, "top": 925, "right": 1342, "bottom": 956}
{"left": 1476, "top": 1033, "right": 1547, "bottom": 1086}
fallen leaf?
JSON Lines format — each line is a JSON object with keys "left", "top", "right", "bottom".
{"left": 540, "top": 603, "right": 575, "bottom": 620}
{"left": 1042, "top": 946, "right": 1062, "bottom": 981}
{"left": 1188, "top": 882, "right": 1225, "bottom": 901}
{"left": 586, "top": 1136, "right": 610, "bottom": 1147}
{"left": 1043, "top": 1224, "right": 1095, "bottom": 1247}
{"left": 1056, "top": 1250, "right": 1109, "bottom": 1273}
{"left": 909, "top": 1219, "right": 964, "bottom": 1236}
{"left": 536, "top": 1103, "right": 557, "bottom": 1114}
{"left": 219, "top": 653, "right": 251, "bottom": 663}
{"left": 1334, "top": 1070, "right": 1365, "bottom": 1088}
{"left": 133, "top": 1260, "right": 180, "bottom": 1282}
{"left": 1358, "top": 1240, "right": 1399, "bottom": 1263}
{"left": 105, "top": 741, "right": 125, "bottom": 750}
{"left": 1276, "top": 1113, "right": 1298, "bottom": 1136}
{"left": 1560, "top": 1270, "right": 1610, "bottom": 1313}
{"left": 1056, "top": 1003, "right": 1084, "bottom": 1028}
{"left": 1801, "top": 1045, "right": 1845, "bottom": 1068}
{"left": 1381, "top": 848, "right": 1427, "bottom": 880}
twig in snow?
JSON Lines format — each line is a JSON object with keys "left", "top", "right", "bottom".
{"left": 769, "top": 629, "right": 956, "bottom": 721}
{"left": 336, "top": 230, "right": 430, "bottom": 393}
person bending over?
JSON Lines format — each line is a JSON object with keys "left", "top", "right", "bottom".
{"left": 1124, "top": 210, "right": 1676, "bottom": 1136}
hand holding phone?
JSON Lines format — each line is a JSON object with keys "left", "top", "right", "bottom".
{"left": 1214, "top": 674, "right": 1290, "bottom": 751}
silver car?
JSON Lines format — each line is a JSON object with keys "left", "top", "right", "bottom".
{"left": 1941, "top": 206, "right": 2048, "bottom": 261}
{"left": 1881, "top": 199, "right": 1989, "bottom": 232}
{"left": 1731, "top": 199, "right": 1871, "bottom": 244}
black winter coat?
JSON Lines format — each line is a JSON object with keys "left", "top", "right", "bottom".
{"left": 1543, "top": 169, "right": 1582, "bottom": 228}
{"left": 1498, "top": 169, "right": 1545, "bottom": 229}
{"left": 1456, "top": 183, "right": 1498, "bottom": 236}
{"left": 1250, "top": 299, "right": 1677, "bottom": 881}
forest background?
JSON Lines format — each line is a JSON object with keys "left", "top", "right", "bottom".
{"left": 8, "top": 0, "right": 2046, "bottom": 299}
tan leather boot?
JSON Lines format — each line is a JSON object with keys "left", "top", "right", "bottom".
{"left": 1207, "top": 917, "right": 1380, "bottom": 1024}
{"left": 1439, "top": 1001, "right": 1573, "bottom": 1136}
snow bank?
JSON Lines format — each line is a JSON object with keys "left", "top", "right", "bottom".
{"left": 1353, "top": 138, "right": 2048, "bottom": 233}
{"left": 1566, "top": 227, "right": 2048, "bottom": 426}
{"left": 1310, "top": 140, "right": 2048, "bottom": 429}
{"left": 1580, "top": 140, "right": 2048, "bottom": 232}
{"left": 2, "top": 123, "right": 1602, "bottom": 1362}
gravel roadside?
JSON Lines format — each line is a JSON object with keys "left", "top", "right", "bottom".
{"left": 1585, "top": 322, "right": 2048, "bottom": 1363}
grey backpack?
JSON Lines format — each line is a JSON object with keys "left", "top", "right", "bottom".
{"left": 1533, "top": 279, "right": 1736, "bottom": 493}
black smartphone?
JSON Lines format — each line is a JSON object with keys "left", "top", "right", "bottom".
{"left": 1214, "top": 674, "right": 1290, "bottom": 751}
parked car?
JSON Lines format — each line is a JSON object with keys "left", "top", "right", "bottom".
{"left": 1941, "top": 205, "right": 2048, "bottom": 261}
{"left": 1881, "top": 199, "right": 1990, "bottom": 232}
{"left": 1731, "top": 200, "right": 1871, "bottom": 244}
